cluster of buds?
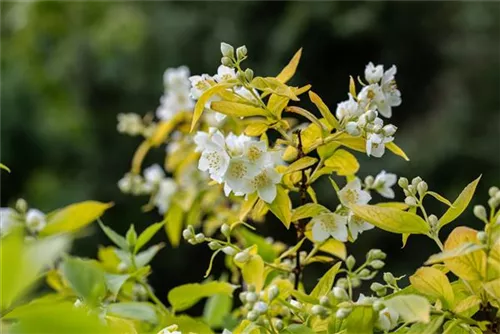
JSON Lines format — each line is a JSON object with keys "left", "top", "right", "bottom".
{"left": 398, "top": 176, "right": 428, "bottom": 207}
{"left": 117, "top": 113, "right": 156, "bottom": 137}
{"left": 240, "top": 284, "right": 284, "bottom": 330}
{"left": 370, "top": 272, "right": 403, "bottom": 297}
{"left": 0, "top": 199, "right": 47, "bottom": 236}
{"left": 182, "top": 225, "right": 206, "bottom": 245}
{"left": 336, "top": 249, "right": 386, "bottom": 291}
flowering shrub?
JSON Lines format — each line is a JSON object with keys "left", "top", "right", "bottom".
{"left": 1, "top": 43, "right": 499, "bottom": 334}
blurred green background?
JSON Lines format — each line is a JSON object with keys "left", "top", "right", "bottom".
{"left": 1, "top": 1, "right": 499, "bottom": 309}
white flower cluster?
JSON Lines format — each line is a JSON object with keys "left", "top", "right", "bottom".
{"left": 194, "top": 128, "right": 282, "bottom": 203}
{"left": 312, "top": 171, "right": 397, "bottom": 242}
{"left": 336, "top": 63, "right": 401, "bottom": 158}
{"left": 118, "top": 164, "right": 177, "bottom": 214}
{"left": 0, "top": 202, "right": 47, "bottom": 236}
{"left": 156, "top": 66, "right": 195, "bottom": 121}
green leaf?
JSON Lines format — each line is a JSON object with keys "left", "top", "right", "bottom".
{"left": 107, "top": 302, "right": 158, "bottom": 323}
{"left": 267, "top": 185, "right": 292, "bottom": 229}
{"left": 203, "top": 290, "right": 232, "bottom": 328}
{"left": 164, "top": 314, "right": 214, "bottom": 334}
{"left": 410, "top": 267, "right": 454, "bottom": 308}
{"left": 241, "top": 255, "right": 265, "bottom": 292}
{"left": 350, "top": 204, "right": 430, "bottom": 234}
{"left": 439, "top": 176, "right": 481, "bottom": 228}
{"left": 309, "top": 91, "right": 340, "bottom": 130}
{"left": 324, "top": 149, "right": 360, "bottom": 176}
{"left": 125, "top": 224, "right": 137, "bottom": 249}
{"left": 407, "top": 315, "right": 445, "bottom": 334}
{"left": 310, "top": 262, "right": 341, "bottom": 298}
{"left": 191, "top": 82, "right": 235, "bottom": 131}
{"left": 211, "top": 101, "right": 269, "bottom": 118}
{"left": 105, "top": 273, "right": 130, "bottom": 299}
{"left": 281, "top": 324, "right": 316, "bottom": 334}
{"left": 40, "top": 201, "right": 113, "bottom": 235}
{"left": 292, "top": 203, "right": 330, "bottom": 221}
{"left": 276, "top": 48, "right": 302, "bottom": 84}
{"left": 61, "top": 257, "right": 106, "bottom": 307}
{"left": 236, "top": 227, "right": 277, "bottom": 262}
{"left": 386, "top": 142, "right": 410, "bottom": 161}
{"left": 317, "top": 142, "right": 340, "bottom": 160}
{"left": 384, "top": 294, "right": 431, "bottom": 323}
{"left": 267, "top": 94, "right": 289, "bottom": 118}
{"left": 168, "top": 281, "right": 236, "bottom": 312}
{"left": 345, "top": 306, "right": 375, "bottom": 334}
{"left": 425, "top": 242, "right": 485, "bottom": 265}
{"left": 319, "top": 239, "right": 347, "bottom": 260}
{"left": 165, "top": 202, "right": 184, "bottom": 247}
{"left": 251, "top": 77, "right": 299, "bottom": 101}
{"left": 285, "top": 156, "right": 317, "bottom": 174}
{"left": 135, "top": 243, "right": 164, "bottom": 267}
{"left": 427, "top": 191, "right": 454, "bottom": 207}
{"left": 0, "top": 163, "right": 11, "bottom": 172}
{"left": 98, "top": 220, "right": 128, "bottom": 250}
{"left": 135, "top": 221, "right": 164, "bottom": 253}
{"left": 244, "top": 122, "right": 270, "bottom": 136}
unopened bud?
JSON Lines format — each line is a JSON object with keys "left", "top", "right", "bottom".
{"left": 370, "top": 260, "right": 385, "bottom": 270}
{"left": 383, "top": 124, "right": 397, "bottom": 136}
{"left": 364, "top": 175, "right": 374, "bottom": 187}
{"left": 335, "top": 278, "right": 348, "bottom": 290}
{"left": 236, "top": 45, "right": 248, "bottom": 60}
{"left": 221, "top": 223, "right": 231, "bottom": 237}
{"left": 351, "top": 277, "right": 361, "bottom": 287}
{"left": 194, "top": 233, "right": 205, "bottom": 243}
{"left": 268, "top": 285, "right": 279, "bottom": 300}
{"left": 247, "top": 310, "right": 259, "bottom": 321}
{"left": 253, "top": 301, "right": 268, "bottom": 314}
{"left": 383, "top": 272, "right": 396, "bottom": 285}
{"left": 365, "top": 110, "right": 377, "bottom": 122}
{"left": 477, "top": 231, "right": 488, "bottom": 244}
{"left": 222, "top": 246, "right": 237, "bottom": 255}
{"left": 221, "top": 56, "right": 233, "bottom": 67}
{"left": 319, "top": 295, "right": 330, "bottom": 306}
{"left": 359, "top": 268, "right": 371, "bottom": 278}
{"left": 368, "top": 249, "right": 386, "bottom": 260}
{"left": 208, "top": 241, "right": 221, "bottom": 250}
{"left": 345, "top": 122, "right": 361, "bottom": 136}
{"left": 311, "top": 305, "right": 327, "bottom": 316}
{"left": 245, "top": 68, "right": 254, "bottom": 81}
{"left": 246, "top": 291, "right": 258, "bottom": 303}
{"left": 428, "top": 214, "right": 439, "bottom": 228}
{"left": 407, "top": 185, "right": 416, "bottom": 195}
{"left": 235, "top": 251, "right": 250, "bottom": 263}
{"left": 336, "top": 307, "right": 351, "bottom": 319}
{"left": 411, "top": 177, "right": 423, "bottom": 188}
{"left": 15, "top": 198, "right": 28, "bottom": 213}
{"left": 274, "top": 319, "right": 284, "bottom": 331}
{"left": 333, "top": 287, "right": 349, "bottom": 301}
{"left": 488, "top": 197, "right": 499, "bottom": 209}
{"left": 405, "top": 196, "right": 417, "bottom": 207}
{"left": 488, "top": 186, "right": 499, "bottom": 197}
{"left": 373, "top": 300, "right": 384, "bottom": 311}
{"left": 239, "top": 292, "right": 247, "bottom": 303}
{"left": 398, "top": 177, "right": 409, "bottom": 189}
{"left": 182, "top": 228, "right": 193, "bottom": 240}
{"left": 417, "top": 181, "right": 428, "bottom": 196}
{"left": 290, "top": 299, "right": 302, "bottom": 309}
{"left": 346, "top": 255, "right": 356, "bottom": 270}
{"left": 370, "top": 282, "right": 385, "bottom": 292}
{"left": 220, "top": 42, "right": 234, "bottom": 58}
{"left": 473, "top": 205, "right": 487, "bottom": 221}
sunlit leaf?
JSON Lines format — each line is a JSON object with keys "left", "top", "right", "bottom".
{"left": 251, "top": 77, "right": 299, "bottom": 101}
{"left": 0, "top": 163, "right": 10, "bottom": 173}
{"left": 61, "top": 257, "right": 106, "bottom": 307}
{"left": 292, "top": 203, "right": 330, "bottom": 221}
{"left": 384, "top": 294, "right": 431, "bottom": 323}
{"left": 276, "top": 48, "right": 302, "bottom": 83}
{"left": 345, "top": 306, "right": 374, "bottom": 334}
{"left": 241, "top": 255, "right": 265, "bottom": 292}
{"left": 386, "top": 142, "right": 410, "bottom": 161}
{"left": 191, "top": 82, "right": 235, "bottom": 131}
{"left": 410, "top": 267, "right": 454, "bottom": 308}
{"left": 167, "top": 281, "right": 236, "bottom": 312}
{"left": 210, "top": 101, "right": 269, "bottom": 118}
{"left": 425, "top": 242, "right": 485, "bottom": 265}
{"left": 310, "top": 262, "right": 341, "bottom": 298}
{"left": 105, "top": 273, "right": 130, "bottom": 299}
{"left": 324, "top": 149, "right": 360, "bottom": 176}
{"left": 319, "top": 239, "right": 346, "bottom": 260}
{"left": 165, "top": 202, "right": 184, "bottom": 247}
{"left": 244, "top": 122, "right": 269, "bottom": 136}
{"left": 285, "top": 156, "right": 317, "bottom": 174}
{"left": 135, "top": 222, "right": 164, "bottom": 253}
{"left": 135, "top": 243, "right": 164, "bottom": 268}
{"left": 406, "top": 315, "right": 445, "bottom": 334}
{"left": 426, "top": 191, "right": 454, "bottom": 207}
{"left": 267, "top": 185, "right": 292, "bottom": 229}
{"left": 439, "top": 176, "right": 481, "bottom": 228}
{"left": 281, "top": 324, "right": 315, "bottom": 334}
{"left": 99, "top": 220, "right": 128, "bottom": 250}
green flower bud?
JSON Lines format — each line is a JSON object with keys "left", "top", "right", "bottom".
{"left": 245, "top": 68, "right": 254, "bottom": 81}
{"left": 182, "top": 228, "right": 193, "bottom": 240}
{"left": 275, "top": 319, "right": 284, "bottom": 331}
{"left": 222, "top": 246, "right": 237, "bottom": 255}
{"left": 239, "top": 292, "right": 248, "bottom": 303}
{"left": 358, "top": 268, "right": 371, "bottom": 278}
{"left": 351, "top": 277, "right": 361, "bottom": 287}
{"left": 220, "top": 42, "right": 234, "bottom": 58}
{"left": 370, "top": 260, "right": 385, "bottom": 270}
{"left": 411, "top": 176, "right": 422, "bottom": 188}
{"left": 398, "top": 177, "right": 409, "bottom": 189}
{"left": 407, "top": 185, "right": 416, "bottom": 195}
{"left": 236, "top": 45, "right": 248, "bottom": 60}
{"left": 126, "top": 225, "right": 137, "bottom": 248}
{"left": 336, "top": 307, "right": 351, "bottom": 319}
{"left": 235, "top": 251, "right": 250, "bottom": 263}
{"left": 221, "top": 56, "right": 233, "bottom": 67}
{"left": 477, "top": 231, "right": 488, "bottom": 244}
{"left": 417, "top": 181, "right": 428, "bottom": 196}
{"left": 404, "top": 196, "right": 417, "bottom": 207}
{"left": 488, "top": 197, "right": 499, "bottom": 209}
{"left": 332, "top": 287, "right": 349, "bottom": 301}
{"left": 194, "top": 233, "right": 205, "bottom": 243}
{"left": 253, "top": 301, "right": 268, "bottom": 314}
{"left": 15, "top": 198, "right": 28, "bottom": 213}
{"left": 247, "top": 310, "right": 259, "bottom": 321}
{"left": 319, "top": 295, "right": 330, "bottom": 307}
{"left": 335, "top": 278, "right": 348, "bottom": 290}
{"left": 370, "top": 282, "right": 385, "bottom": 292}
{"left": 373, "top": 300, "right": 384, "bottom": 311}
{"left": 268, "top": 285, "right": 279, "bottom": 301}
{"left": 473, "top": 205, "right": 487, "bottom": 221}
{"left": 346, "top": 255, "right": 356, "bottom": 270}
{"left": 383, "top": 124, "right": 397, "bottom": 136}
{"left": 208, "top": 241, "right": 221, "bottom": 250}
{"left": 368, "top": 249, "right": 386, "bottom": 261}
{"left": 311, "top": 305, "right": 327, "bottom": 316}
{"left": 364, "top": 176, "right": 374, "bottom": 187}
{"left": 365, "top": 110, "right": 377, "bottom": 122}
{"left": 428, "top": 214, "right": 439, "bottom": 228}
{"left": 221, "top": 223, "right": 231, "bottom": 237}
{"left": 488, "top": 186, "right": 499, "bottom": 198}
{"left": 246, "top": 291, "right": 258, "bottom": 303}
{"left": 383, "top": 272, "right": 396, "bottom": 285}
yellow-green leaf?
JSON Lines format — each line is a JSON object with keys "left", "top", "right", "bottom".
{"left": 285, "top": 157, "right": 317, "bottom": 174}
{"left": 149, "top": 117, "right": 179, "bottom": 147}
{"left": 324, "top": 149, "right": 360, "bottom": 176}
{"left": 439, "top": 176, "right": 481, "bottom": 228}
{"left": 349, "top": 75, "right": 357, "bottom": 98}
{"left": 0, "top": 163, "right": 10, "bottom": 173}
{"left": 308, "top": 91, "right": 340, "bottom": 130}
{"left": 167, "top": 281, "right": 236, "bottom": 312}
{"left": 210, "top": 100, "right": 269, "bottom": 118}
{"left": 483, "top": 278, "right": 500, "bottom": 303}
{"left": 452, "top": 295, "right": 481, "bottom": 316}
{"left": 384, "top": 295, "right": 431, "bottom": 323}
{"left": 239, "top": 192, "right": 259, "bottom": 221}
{"left": 425, "top": 242, "right": 485, "bottom": 265}
{"left": 276, "top": 48, "right": 302, "bottom": 83}
{"left": 244, "top": 122, "right": 269, "bottom": 136}
{"left": 135, "top": 222, "right": 164, "bottom": 253}
{"left": 190, "top": 83, "right": 234, "bottom": 131}
{"left": 331, "top": 133, "right": 366, "bottom": 153}
{"left": 267, "top": 185, "right": 292, "bottom": 229}
{"left": 386, "top": 142, "right": 410, "bottom": 161}
{"left": 350, "top": 204, "right": 430, "bottom": 234}
{"left": 310, "top": 262, "right": 341, "bottom": 298}
{"left": 410, "top": 267, "right": 454, "bottom": 308}
{"left": 251, "top": 77, "right": 299, "bottom": 101}
{"left": 345, "top": 306, "right": 374, "bottom": 334}
{"left": 292, "top": 203, "right": 329, "bottom": 221}
{"left": 319, "top": 239, "right": 346, "bottom": 260}
{"left": 165, "top": 203, "right": 184, "bottom": 247}
{"left": 164, "top": 314, "right": 214, "bottom": 334}
{"left": 241, "top": 254, "right": 265, "bottom": 292}
{"left": 267, "top": 94, "right": 289, "bottom": 118}
{"left": 377, "top": 202, "right": 409, "bottom": 210}
{"left": 131, "top": 140, "right": 152, "bottom": 174}
{"left": 426, "top": 191, "right": 454, "bottom": 207}
{"left": 41, "top": 201, "right": 113, "bottom": 236}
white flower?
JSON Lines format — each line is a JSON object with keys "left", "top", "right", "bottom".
{"left": 347, "top": 214, "right": 374, "bottom": 240}
{"left": 223, "top": 157, "right": 259, "bottom": 196}
{"left": 225, "top": 133, "right": 252, "bottom": 157}
{"left": 194, "top": 128, "right": 226, "bottom": 152}
{"left": 0, "top": 208, "right": 18, "bottom": 235}
{"left": 214, "top": 65, "right": 236, "bottom": 83}
{"left": 376, "top": 307, "right": 399, "bottom": 331}
{"left": 250, "top": 168, "right": 282, "bottom": 203}
{"left": 372, "top": 170, "right": 397, "bottom": 198}
{"left": 154, "top": 179, "right": 177, "bottom": 214}
{"left": 163, "top": 66, "right": 190, "bottom": 91}
{"left": 156, "top": 90, "right": 194, "bottom": 121}
{"left": 311, "top": 213, "right": 348, "bottom": 242}
{"left": 366, "top": 133, "right": 393, "bottom": 158}
{"left": 117, "top": 113, "right": 143, "bottom": 136}
{"left": 364, "top": 62, "right": 384, "bottom": 84}
{"left": 242, "top": 140, "right": 273, "bottom": 167}
{"left": 144, "top": 164, "right": 165, "bottom": 186}
{"left": 198, "top": 149, "right": 230, "bottom": 184}
{"left": 376, "top": 66, "right": 401, "bottom": 118}
{"left": 26, "top": 208, "right": 46, "bottom": 233}
{"left": 336, "top": 94, "right": 361, "bottom": 121}
{"left": 189, "top": 74, "right": 212, "bottom": 99}
{"left": 338, "top": 178, "right": 371, "bottom": 207}
{"left": 357, "top": 84, "right": 384, "bottom": 110}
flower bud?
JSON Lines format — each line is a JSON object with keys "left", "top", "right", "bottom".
{"left": 407, "top": 185, "right": 416, "bottom": 195}
{"left": 370, "top": 260, "right": 385, "bottom": 270}
{"left": 74, "top": 299, "right": 83, "bottom": 308}
{"left": 220, "top": 42, "right": 234, "bottom": 58}
{"left": 194, "top": 233, "right": 205, "bottom": 243}
{"left": 473, "top": 205, "right": 487, "bottom": 221}
{"left": 247, "top": 284, "right": 256, "bottom": 292}
{"left": 372, "top": 124, "right": 382, "bottom": 134}
{"left": 357, "top": 114, "right": 367, "bottom": 127}
{"left": 364, "top": 176, "right": 374, "bottom": 187}
{"left": 182, "top": 228, "right": 193, "bottom": 240}
{"left": 268, "top": 285, "right": 279, "bottom": 301}
{"left": 417, "top": 181, "right": 428, "bottom": 196}
{"left": 15, "top": 198, "right": 28, "bottom": 213}
{"left": 365, "top": 110, "right": 377, "bottom": 122}
{"left": 221, "top": 223, "right": 231, "bottom": 237}
{"left": 383, "top": 272, "right": 396, "bottom": 285}
{"left": 404, "top": 196, "right": 417, "bottom": 207}
{"left": 382, "top": 124, "right": 397, "bottom": 136}
{"left": 346, "top": 255, "right": 356, "bottom": 270}
{"left": 335, "top": 278, "right": 348, "bottom": 290}
{"left": 274, "top": 319, "right": 284, "bottom": 331}
{"left": 319, "top": 295, "right": 330, "bottom": 307}
{"left": 208, "top": 241, "right": 221, "bottom": 250}
{"left": 235, "top": 251, "right": 250, "bottom": 263}
{"left": 245, "top": 68, "right": 254, "bottom": 81}
{"left": 222, "top": 246, "right": 237, "bottom": 255}
{"left": 290, "top": 299, "right": 302, "bottom": 309}
{"left": 221, "top": 56, "right": 233, "bottom": 67}
{"left": 370, "top": 282, "right": 385, "bottom": 292}
{"left": 345, "top": 122, "right": 360, "bottom": 136}
{"left": 311, "top": 305, "right": 327, "bottom": 316}
{"left": 373, "top": 300, "right": 384, "bottom": 311}
{"left": 236, "top": 45, "right": 248, "bottom": 60}
{"left": 332, "top": 287, "right": 349, "bottom": 301}
{"left": 477, "top": 231, "right": 488, "bottom": 244}
{"left": 253, "top": 301, "right": 268, "bottom": 314}
{"left": 488, "top": 186, "right": 499, "bottom": 197}
{"left": 246, "top": 291, "right": 258, "bottom": 303}
{"left": 488, "top": 197, "right": 499, "bottom": 209}
{"left": 359, "top": 268, "right": 371, "bottom": 278}
{"left": 428, "top": 215, "right": 439, "bottom": 228}
{"left": 411, "top": 176, "right": 423, "bottom": 188}
{"left": 398, "top": 177, "right": 408, "bottom": 189}
{"left": 351, "top": 277, "right": 361, "bottom": 287}
{"left": 336, "top": 307, "right": 351, "bottom": 319}
{"left": 247, "top": 310, "right": 259, "bottom": 321}
{"left": 239, "top": 292, "right": 248, "bottom": 303}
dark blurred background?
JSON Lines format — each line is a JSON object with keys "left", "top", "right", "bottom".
{"left": 1, "top": 1, "right": 499, "bottom": 308}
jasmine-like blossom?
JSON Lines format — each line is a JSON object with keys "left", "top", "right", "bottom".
{"left": 156, "top": 66, "right": 194, "bottom": 121}
{"left": 143, "top": 164, "right": 166, "bottom": 190}
{"left": 25, "top": 208, "right": 47, "bottom": 233}
{"left": 338, "top": 178, "right": 371, "bottom": 208}
{"left": 336, "top": 94, "right": 361, "bottom": 122}
{"left": 366, "top": 133, "right": 393, "bottom": 158}
{"left": 250, "top": 167, "right": 282, "bottom": 203}
{"left": 365, "top": 62, "right": 384, "bottom": 84}
{"left": 376, "top": 307, "right": 399, "bottom": 331}
{"left": 154, "top": 179, "right": 177, "bottom": 214}
{"left": 372, "top": 170, "right": 397, "bottom": 198}
{"left": 347, "top": 214, "right": 374, "bottom": 240}
{"left": 214, "top": 65, "right": 236, "bottom": 83}
{"left": 311, "top": 213, "right": 348, "bottom": 242}
{"left": 117, "top": 113, "right": 144, "bottom": 136}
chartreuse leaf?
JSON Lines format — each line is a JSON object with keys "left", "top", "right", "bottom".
{"left": 165, "top": 202, "right": 184, "bottom": 247}
{"left": 239, "top": 192, "right": 259, "bottom": 220}
{"left": 410, "top": 267, "right": 454, "bottom": 308}
{"left": 244, "top": 122, "right": 269, "bottom": 136}
{"left": 167, "top": 281, "right": 236, "bottom": 312}
{"left": 406, "top": 315, "right": 445, "bottom": 334}
{"left": 165, "top": 314, "right": 214, "bottom": 334}
{"left": 376, "top": 202, "right": 409, "bottom": 210}
{"left": 350, "top": 204, "right": 430, "bottom": 234}
{"left": 210, "top": 101, "right": 269, "bottom": 118}
{"left": 105, "top": 273, "right": 131, "bottom": 299}
{"left": 319, "top": 239, "right": 346, "bottom": 260}
{"left": 452, "top": 295, "right": 481, "bottom": 316}
{"left": 384, "top": 294, "right": 431, "bottom": 323}
{"left": 310, "top": 262, "right": 341, "bottom": 298}
{"left": 1, "top": 233, "right": 70, "bottom": 312}
{"left": 386, "top": 142, "right": 410, "bottom": 161}
{"left": 281, "top": 324, "right": 315, "bottom": 334}
{"left": 292, "top": 203, "right": 329, "bottom": 221}
{"left": 135, "top": 243, "right": 164, "bottom": 267}
{"left": 191, "top": 82, "right": 234, "bottom": 131}
{"left": 285, "top": 156, "right": 317, "bottom": 174}
{"left": 330, "top": 132, "right": 366, "bottom": 153}
{"left": 345, "top": 306, "right": 375, "bottom": 334}
{"left": 438, "top": 176, "right": 481, "bottom": 228}
{"left": 242, "top": 254, "right": 265, "bottom": 292}
{"left": 483, "top": 278, "right": 500, "bottom": 303}
{"left": 324, "top": 149, "right": 360, "bottom": 176}
{"left": 99, "top": 220, "right": 128, "bottom": 250}
{"left": 442, "top": 227, "right": 487, "bottom": 281}
{"left": 425, "top": 242, "right": 485, "bottom": 265}
{"left": 488, "top": 241, "right": 500, "bottom": 279}
{"left": 267, "top": 94, "right": 289, "bottom": 118}
{"left": 276, "top": 48, "right": 302, "bottom": 83}
{"left": 267, "top": 185, "right": 292, "bottom": 229}
{"left": 149, "top": 113, "right": 184, "bottom": 147}
{"left": 308, "top": 90, "right": 339, "bottom": 130}
{"left": 107, "top": 302, "right": 158, "bottom": 323}
{"left": 61, "top": 257, "right": 106, "bottom": 307}
{"left": 251, "top": 77, "right": 299, "bottom": 101}
{"left": 0, "top": 163, "right": 10, "bottom": 172}
{"left": 134, "top": 221, "right": 164, "bottom": 253}
{"left": 40, "top": 201, "right": 113, "bottom": 235}
{"left": 426, "top": 191, "right": 454, "bottom": 207}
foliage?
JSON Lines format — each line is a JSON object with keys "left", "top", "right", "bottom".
{"left": 1, "top": 42, "right": 499, "bottom": 334}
